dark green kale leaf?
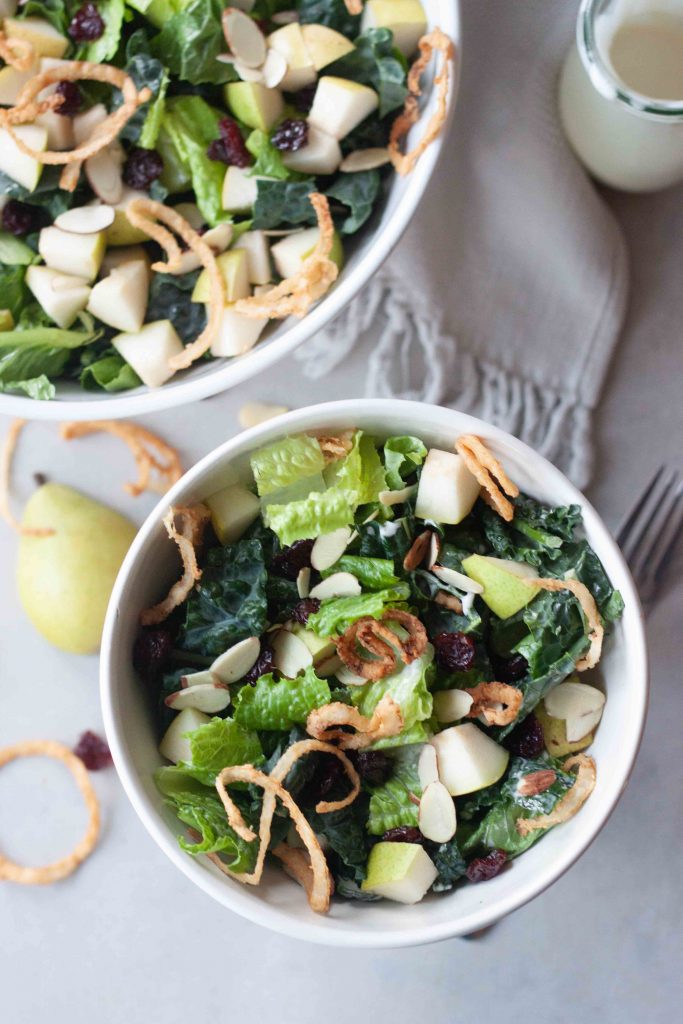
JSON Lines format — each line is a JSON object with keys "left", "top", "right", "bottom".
{"left": 179, "top": 538, "right": 268, "bottom": 655}
{"left": 252, "top": 179, "right": 318, "bottom": 230}
{"left": 480, "top": 496, "right": 582, "bottom": 568}
{"left": 298, "top": 0, "right": 361, "bottom": 36}
{"left": 327, "top": 28, "right": 408, "bottom": 117}
{"left": 145, "top": 270, "right": 207, "bottom": 345}
{"left": 357, "top": 515, "right": 414, "bottom": 561}
{"left": 152, "top": 0, "right": 239, "bottom": 85}
{"left": 430, "top": 838, "right": 467, "bottom": 892}
{"left": 306, "top": 802, "right": 371, "bottom": 881}
{"left": 326, "top": 170, "right": 381, "bottom": 234}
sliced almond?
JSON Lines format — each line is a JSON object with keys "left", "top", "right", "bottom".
{"left": 211, "top": 636, "right": 260, "bottom": 683}
{"left": 216, "top": 53, "right": 237, "bottom": 65}
{"left": 85, "top": 147, "right": 124, "bottom": 205}
{"left": 309, "top": 572, "right": 361, "bottom": 600}
{"left": 238, "top": 401, "right": 289, "bottom": 428}
{"left": 234, "top": 60, "right": 265, "bottom": 82}
{"left": 296, "top": 567, "right": 311, "bottom": 598}
{"left": 262, "top": 47, "right": 288, "bottom": 88}
{"left": 180, "top": 669, "right": 220, "bottom": 688}
{"left": 335, "top": 665, "right": 368, "bottom": 687}
{"left": 271, "top": 10, "right": 299, "bottom": 24}
{"left": 434, "top": 690, "right": 474, "bottom": 723}
{"left": 340, "top": 147, "right": 391, "bottom": 173}
{"left": 379, "top": 485, "right": 417, "bottom": 506}
{"left": 517, "top": 769, "right": 557, "bottom": 797}
{"left": 310, "top": 526, "right": 353, "bottom": 571}
{"left": 426, "top": 532, "right": 440, "bottom": 570}
{"left": 418, "top": 781, "right": 457, "bottom": 843}
{"left": 271, "top": 629, "right": 313, "bottom": 678}
{"left": 222, "top": 7, "right": 267, "bottom": 68}
{"left": 434, "top": 591, "right": 463, "bottom": 614}
{"left": 165, "top": 683, "right": 231, "bottom": 713}
{"left": 417, "top": 743, "right": 439, "bottom": 788}
{"left": 432, "top": 564, "right": 484, "bottom": 594}
{"left": 402, "top": 529, "right": 432, "bottom": 571}
{"left": 54, "top": 204, "right": 115, "bottom": 234}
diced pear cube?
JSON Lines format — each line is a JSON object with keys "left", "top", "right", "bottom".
{"left": 222, "top": 166, "right": 259, "bottom": 214}
{"left": 308, "top": 76, "right": 379, "bottom": 140}
{"left": 361, "top": 0, "right": 428, "bottom": 57}
{"left": 233, "top": 230, "right": 272, "bottom": 285}
{"left": 38, "top": 225, "right": 106, "bottom": 282}
{"left": 267, "top": 23, "right": 316, "bottom": 91}
{"left": 87, "top": 260, "right": 150, "bottom": 333}
{"left": 192, "top": 250, "right": 250, "bottom": 303}
{"left": 208, "top": 302, "right": 268, "bottom": 357}
{"left": 281, "top": 125, "right": 342, "bottom": 175}
{"left": 206, "top": 483, "right": 260, "bottom": 544}
{"left": 111, "top": 320, "right": 184, "bottom": 389}
{"left": 0, "top": 124, "right": 48, "bottom": 191}
{"left": 4, "top": 17, "right": 69, "bottom": 58}
{"left": 25, "top": 266, "right": 91, "bottom": 329}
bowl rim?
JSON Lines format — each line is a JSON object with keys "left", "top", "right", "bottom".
{"left": 100, "top": 398, "right": 649, "bottom": 948}
{"left": 0, "top": 1, "right": 461, "bottom": 423}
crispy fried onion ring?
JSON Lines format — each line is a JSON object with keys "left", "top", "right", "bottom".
{"left": 60, "top": 420, "right": 183, "bottom": 498}
{"left": 124, "top": 198, "right": 225, "bottom": 368}
{"left": 272, "top": 843, "right": 329, "bottom": 902}
{"left": 455, "top": 434, "right": 519, "bottom": 522}
{"left": 316, "top": 431, "right": 355, "bottom": 463}
{"left": 0, "top": 419, "right": 54, "bottom": 536}
{"left": 0, "top": 62, "right": 151, "bottom": 192}
{"left": 336, "top": 610, "right": 427, "bottom": 680}
{"left": 389, "top": 29, "right": 455, "bottom": 176}
{"left": 270, "top": 739, "right": 360, "bottom": 814}
{"left": 516, "top": 754, "right": 596, "bottom": 836}
{"left": 465, "top": 681, "right": 523, "bottom": 726}
{"left": 235, "top": 193, "right": 338, "bottom": 320}
{"left": 140, "top": 504, "right": 211, "bottom": 626}
{"left": 306, "top": 694, "right": 404, "bottom": 750}
{"left": 215, "top": 764, "right": 333, "bottom": 913}
{"left": 0, "top": 740, "right": 100, "bottom": 884}
{"left": 0, "top": 32, "right": 35, "bottom": 72}
{"left": 531, "top": 577, "right": 604, "bottom": 671}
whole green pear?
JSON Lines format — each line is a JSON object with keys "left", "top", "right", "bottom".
{"left": 17, "top": 483, "right": 137, "bottom": 654}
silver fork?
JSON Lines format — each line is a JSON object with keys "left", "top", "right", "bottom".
{"left": 615, "top": 465, "right": 683, "bottom": 609}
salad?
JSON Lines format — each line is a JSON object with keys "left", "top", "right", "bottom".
{"left": 134, "top": 428, "right": 624, "bottom": 913}
{"left": 0, "top": 1, "right": 454, "bottom": 401}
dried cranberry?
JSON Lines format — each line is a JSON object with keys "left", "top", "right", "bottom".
{"left": 133, "top": 627, "right": 174, "bottom": 680}
{"left": 1, "top": 200, "right": 36, "bottom": 236}
{"left": 271, "top": 539, "right": 315, "bottom": 580}
{"left": 290, "top": 84, "right": 316, "bottom": 113}
{"left": 74, "top": 731, "right": 112, "bottom": 770}
{"left": 289, "top": 598, "right": 321, "bottom": 625}
{"left": 54, "top": 81, "right": 81, "bottom": 116}
{"left": 493, "top": 653, "right": 528, "bottom": 683}
{"left": 243, "top": 644, "right": 276, "bottom": 684}
{"left": 207, "top": 118, "right": 250, "bottom": 167}
{"left": 503, "top": 714, "right": 545, "bottom": 758}
{"left": 348, "top": 749, "right": 393, "bottom": 787}
{"left": 466, "top": 849, "right": 507, "bottom": 882}
{"left": 382, "top": 826, "right": 423, "bottom": 844}
{"left": 300, "top": 753, "right": 345, "bottom": 805}
{"left": 68, "top": 2, "right": 105, "bottom": 43}
{"left": 271, "top": 118, "right": 308, "bottom": 153}
{"left": 433, "top": 631, "right": 476, "bottom": 671}
{"left": 123, "top": 147, "right": 164, "bottom": 190}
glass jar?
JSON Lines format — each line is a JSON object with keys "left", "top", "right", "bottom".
{"left": 559, "top": 0, "right": 683, "bottom": 191}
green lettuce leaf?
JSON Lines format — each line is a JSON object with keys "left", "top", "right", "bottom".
{"left": 0, "top": 233, "right": 38, "bottom": 266}
{"left": 367, "top": 745, "right": 422, "bottom": 834}
{"left": 80, "top": 353, "right": 141, "bottom": 392}
{"left": 325, "top": 431, "right": 386, "bottom": 505}
{"left": 0, "top": 375, "right": 54, "bottom": 400}
{"left": 162, "top": 96, "right": 231, "bottom": 225}
{"left": 181, "top": 716, "right": 263, "bottom": 785}
{"left": 151, "top": 0, "right": 238, "bottom": 85}
{"left": 327, "top": 28, "right": 408, "bottom": 118}
{"left": 264, "top": 487, "right": 356, "bottom": 546}
{"left": 233, "top": 665, "right": 331, "bottom": 731}
{"left": 306, "top": 583, "right": 410, "bottom": 637}
{"left": 155, "top": 767, "right": 256, "bottom": 868}
{"left": 383, "top": 435, "right": 428, "bottom": 490}
{"left": 180, "top": 538, "right": 268, "bottom": 656}
{"left": 246, "top": 129, "right": 290, "bottom": 180}
{"left": 250, "top": 434, "right": 326, "bottom": 497}
{"left": 326, "top": 170, "right": 381, "bottom": 234}
{"left": 350, "top": 646, "right": 434, "bottom": 749}
{"left": 323, "top": 555, "right": 399, "bottom": 590}
{"left": 81, "top": 0, "right": 125, "bottom": 62}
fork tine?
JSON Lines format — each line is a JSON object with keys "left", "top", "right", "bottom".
{"left": 618, "top": 467, "right": 675, "bottom": 564}
{"left": 635, "top": 479, "right": 683, "bottom": 588}
{"left": 615, "top": 465, "right": 665, "bottom": 550}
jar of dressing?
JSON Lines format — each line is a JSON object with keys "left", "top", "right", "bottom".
{"left": 559, "top": 0, "right": 683, "bottom": 191}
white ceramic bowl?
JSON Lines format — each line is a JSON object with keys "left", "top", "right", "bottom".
{"left": 100, "top": 400, "right": 648, "bottom": 947}
{"left": 0, "top": 2, "right": 460, "bottom": 422}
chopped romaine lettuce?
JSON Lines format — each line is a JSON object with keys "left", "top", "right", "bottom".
{"left": 250, "top": 434, "right": 326, "bottom": 498}
{"left": 367, "top": 745, "right": 422, "bottom": 834}
{"left": 306, "top": 583, "right": 410, "bottom": 636}
{"left": 383, "top": 435, "right": 428, "bottom": 490}
{"left": 234, "top": 666, "right": 331, "bottom": 731}
{"left": 182, "top": 716, "right": 263, "bottom": 786}
{"left": 350, "top": 647, "right": 434, "bottom": 749}
{"left": 323, "top": 555, "right": 399, "bottom": 590}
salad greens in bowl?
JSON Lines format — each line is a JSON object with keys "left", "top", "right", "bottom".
{"left": 101, "top": 400, "right": 648, "bottom": 946}
{"left": 0, "top": 0, "right": 459, "bottom": 418}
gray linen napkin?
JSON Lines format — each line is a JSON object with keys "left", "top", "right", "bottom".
{"left": 296, "top": 0, "right": 629, "bottom": 489}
